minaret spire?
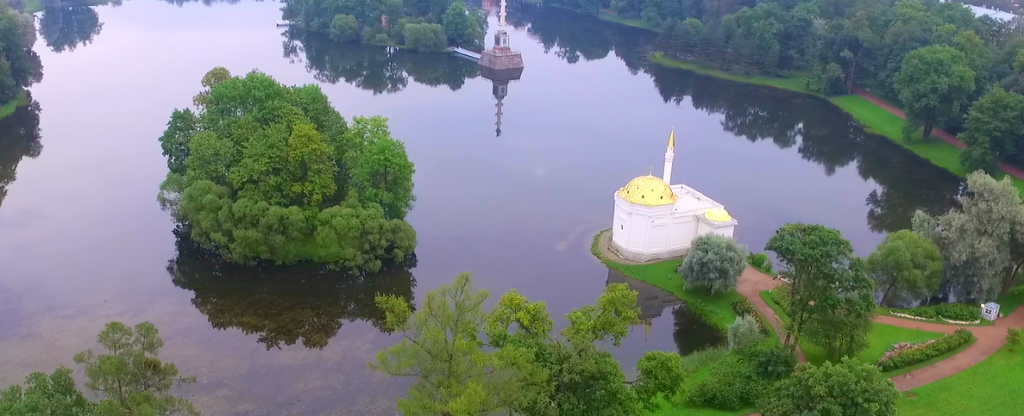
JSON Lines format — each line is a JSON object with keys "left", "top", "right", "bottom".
{"left": 499, "top": 0, "right": 507, "bottom": 28}
{"left": 662, "top": 127, "right": 675, "bottom": 184}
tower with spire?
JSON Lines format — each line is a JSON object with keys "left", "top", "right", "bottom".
{"left": 663, "top": 127, "right": 675, "bottom": 184}
{"left": 479, "top": 0, "right": 523, "bottom": 137}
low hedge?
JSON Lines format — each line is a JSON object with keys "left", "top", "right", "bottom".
{"left": 878, "top": 329, "right": 973, "bottom": 371}
{"left": 899, "top": 303, "right": 981, "bottom": 322}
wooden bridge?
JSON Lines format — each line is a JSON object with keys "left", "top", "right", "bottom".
{"left": 448, "top": 47, "right": 481, "bottom": 62}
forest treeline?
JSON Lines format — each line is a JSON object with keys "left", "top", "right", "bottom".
{"left": 548, "top": 0, "right": 1024, "bottom": 173}
{"left": 0, "top": 3, "right": 42, "bottom": 106}
{"left": 281, "top": 0, "right": 489, "bottom": 51}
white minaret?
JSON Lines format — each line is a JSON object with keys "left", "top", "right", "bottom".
{"left": 499, "top": 0, "right": 507, "bottom": 27}
{"left": 662, "top": 127, "right": 675, "bottom": 184}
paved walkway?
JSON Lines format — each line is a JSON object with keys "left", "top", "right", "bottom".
{"left": 853, "top": 88, "right": 1024, "bottom": 181}
{"left": 737, "top": 266, "right": 1024, "bottom": 391}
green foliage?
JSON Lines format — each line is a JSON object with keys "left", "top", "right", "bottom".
{"left": 0, "top": 368, "right": 94, "bottom": 416}
{"left": 684, "top": 355, "right": 767, "bottom": 410}
{"left": 758, "top": 358, "right": 899, "bottom": 416}
{"left": 878, "top": 329, "right": 973, "bottom": 371}
{"left": 329, "top": 14, "right": 361, "bottom": 42}
{"left": 403, "top": 23, "right": 447, "bottom": 52}
{"left": 895, "top": 45, "right": 975, "bottom": 140}
{"left": 158, "top": 68, "right": 417, "bottom": 269}
{"left": 748, "top": 346, "right": 797, "bottom": 381}
{"left": 746, "top": 252, "right": 773, "bottom": 274}
{"left": 373, "top": 273, "right": 677, "bottom": 415}
{"left": 73, "top": 322, "right": 199, "bottom": 416}
{"left": 634, "top": 351, "right": 684, "bottom": 411}
{"left": 727, "top": 315, "right": 763, "bottom": 351}
{"left": 959, "top": 87, "right": 1024, "bottom": 173}
{"left": 913, "top": 171, "right": 1024, "bottom": 302}
{"left": 731, "top": 298, "right": 768, "bottom": 335}
{"left": 678, "top": 234, "right": 747, "bottom": 294}
{"left": 441, "top": 1, "right": 482, "bottom": 49}
{"left": 897, "top": 303, "right": 982, "bottom": 321}
{"left": 867, "top": 229, "right": 943, "bottom": 306}
{"left": 0, "top": 3, "right": 42, "bottom": 104}
{"left": 679, "top": 346, "right": 729, "bottom": 373}
{"left": 1007, "top": 328, "right": 1022, "bottom": 351}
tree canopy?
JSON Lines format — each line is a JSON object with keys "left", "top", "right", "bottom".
{"left": 758, "top": 358, "right": 899, "bottom": 416}
{"left": 867, "top": 229, "right": 943, "bottom": 306}
{"left": 678, "top": 234, "right": 748, "bottom": 294}
{"left": 0, "top": 3, "right": 43, "bottom": 105}
{"left": 372, "top": 273, "right": 682, "bottom": 415}
{"left": 895, "top": 45, "right": 976, "bottom": 140}
{"left": 158, "top": 67, "right": 416, "bottom": 269}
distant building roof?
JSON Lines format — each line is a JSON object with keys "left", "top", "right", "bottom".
{"left": 966, "top": 4, "right": 1017, "bottom": 21}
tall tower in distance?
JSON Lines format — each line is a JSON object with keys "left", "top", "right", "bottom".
{"left": 663, "top": 128, "right": 675, "bottom": 184}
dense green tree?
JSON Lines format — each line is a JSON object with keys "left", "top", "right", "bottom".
{"left": 913, "top": 171, "right": 1024, "bottom": 301}
{"left": 678, "top": 233, "right": 747, "bottom": 294}
{"left": 441, "top": 1, "right": 482, "bottom": 49}
{"left": 867, "top": 229, "right": 943, "bottom": 306}
{"left": 895, "top": 45, "right": 976, "bottom": 140}
{"left": 74, "top": 322, "right": 199, "bottom": 416}
{"left": 158, "top": 67, "right": 416, "bottom": 269}
{"left": 404, "top": 23, "right": 447, "bottom": 52}
{"left": 758, "top": 358, "right": 899, "bottom": 416}
{"left": 0, "top": 368, "right": 94, "bottom": 416}
{"left": 959, "top": 87, "right": 1024, "bottom": 172}
{"left": 0, "top": 3, "right": 42, "bottom": 104}
{"left": 765, "top": 223, "right": 870, "bottom": 355}
{"left": 329, "top": 14, "right": 361, "bottom": 42}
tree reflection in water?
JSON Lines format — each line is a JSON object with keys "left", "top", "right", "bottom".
{"left": 282, "top": 29, "right": 481, "bottom": 94}
{"left": 167, "top": 231, "right": 417, "bottom": 350}
{"left": 0, "top": 95, "right": 42, "bottom": 211}
{"left": 38, "top": 6, "right": 103, "bottom": 53}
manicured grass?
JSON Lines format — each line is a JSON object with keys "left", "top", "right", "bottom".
{"left": 597, "top": 10, "right": 659, "bottom": 31}
{"left": 651, "top": 54, "right": 1024, "bottom": 194}
{"left": 997, "top": 284, "right": 1024, "bottom": 316}
{"left": 872, "top": 307, "right": 991, "bottom": 325}
{"left": 0, "top": 91, "right": 28, "bottom": 120}
{"left": 24, "top": 0, "right": 112, "bottom": 13}
{"left": 898, "top": 343, "right": 1024, "bottom": 416}
{"left": 651, "top": 53, "right": 811, "bottom": 94}
{"left": 760, "top": 290, "right": 944, "bottom": 366}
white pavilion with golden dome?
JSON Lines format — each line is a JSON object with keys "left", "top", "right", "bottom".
{"left": 610, "top": 129, "right": 737, "bottom": 263}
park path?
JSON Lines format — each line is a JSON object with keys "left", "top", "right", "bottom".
{"left": 737, "top": 266, "right": 1024, "bottom": 391}
{"left": 852, "top": 87, "right": 1024, "bottom": 181}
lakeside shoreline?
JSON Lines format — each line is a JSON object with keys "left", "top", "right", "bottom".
{"left": 0, "top": 90, "right": 28, "bottom": 120}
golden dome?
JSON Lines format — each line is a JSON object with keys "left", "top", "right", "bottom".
{"left": 704, "top": 207, "right": 733, "bottom": 222}
{"left": 617, "top": 175, "right": 677, "bottom": 206}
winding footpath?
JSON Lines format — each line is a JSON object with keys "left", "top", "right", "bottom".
{"left": 737, "top": 266, "right": 1024, "bottom": 391}
{"left": 852, "top": 88, "right": 1024, "bottom": 181}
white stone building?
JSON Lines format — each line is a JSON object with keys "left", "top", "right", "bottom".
{"left": 610, "top": 129, "right": 737, "bottom": 263}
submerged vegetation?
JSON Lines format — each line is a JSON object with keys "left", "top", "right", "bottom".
{"left": 158, "top": 67, "right": 416, "bottom": 270}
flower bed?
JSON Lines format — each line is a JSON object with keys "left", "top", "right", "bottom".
{"left": 877, "top": 329, "right": 973, "bottom": 371}
{"left": 889, "top": 311, "right": 981, "bottom": 325}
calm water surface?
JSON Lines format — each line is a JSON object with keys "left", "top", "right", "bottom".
{"left": 0, "top": 1, "right": 963, "bottom": 414}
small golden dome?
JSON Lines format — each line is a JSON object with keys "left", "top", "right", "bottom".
{"left": 617, "top": 175, "right": 677, "bottom": 206}
{"left": 704, "top": 207, "right": 733, "bottom": 222}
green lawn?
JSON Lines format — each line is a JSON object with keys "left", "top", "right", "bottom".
{"left": 0, "top": 90, "right": 28, "bottom": 120}
{"left": 597, "top": 10, "right": 659, "bottom": 31}
{"left": 898, "top": 344, "right": 1023, "bottom": 416}
{"left": 650, "top": 54, "right": 1024, "bottom": 194}
{"left": 759, "top": 290, "right": 944, "bottom": 366}
{"left": 997, "top": 284, "right": 1024, "bottom": 316}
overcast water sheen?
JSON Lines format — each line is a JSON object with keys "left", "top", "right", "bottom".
{"left": 0, "top": 1, "right": 964, "bottom": 414}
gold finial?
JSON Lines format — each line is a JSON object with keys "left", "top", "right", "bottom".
{"left": 668, "top": 126, "right": 676, "bottom": 149}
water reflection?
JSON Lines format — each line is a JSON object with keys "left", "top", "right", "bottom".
{"left": 0, "top": 95, "right": 42, "bottom": 211}
{"left": 672, "top": 305, "right": 726, "bottom": 355}
{"left": 644, "top": 64, "right": 964, "bottom": 232}
{"left": 282, "top": 29, "right": 481, "bottom": 94}
{"left": 167, "top": 231, "right": 417, "bottom": 350}
{"left": 38, "top": 6, "right": 103, "bottom": 53}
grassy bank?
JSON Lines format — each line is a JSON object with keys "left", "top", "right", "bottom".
{"left": 898, "top": 343, "right": 1023, "bottom": 416}
{"left": 998, "top": 284, "right": 1024, "bottom": 316}
{"left": 651, "top": 53, "right": 1024, "bottom": 193}
{"left": 760, "top": 290, "right": 947, "bottom": 368}
{"left": 24, "top": 0, "right": 112, "bottom": 14}
{"left": 0, "top": 91, "right": 28, "bottom": 120}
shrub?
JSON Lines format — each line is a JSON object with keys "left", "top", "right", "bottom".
{"left": 727, "top": 315, "right": 764, "bottom": 351}
{"left": 747, "top": 252, "right": 773, "bottom": 274}
{"left": 770, "top": 284, "right": 792, "bottom": 312}
{"left": 731, "top": 299, "right": 769, "bottom": 335}
{"left": 678, "top": 234, "right": 748, "bottom": 294}
{"left": 899, "top": 303, "right": 981, "bottom": 322}
{"left": 680, "top": 346, "right": 729, "bottom": 373}
{"left": 748, "top": 345, "right": 797, "bottom": 381}
{"left": 1008, "top": 328, "right": 1023, "bottom": 351}
{"left": 685, "top": 356, "right": 767, "bottom": 410}
{"left": 878, "top": 329, "right": 973, "bottom": 371}
{"left": 759, "top": 358, "right": 899, "bottom": 416}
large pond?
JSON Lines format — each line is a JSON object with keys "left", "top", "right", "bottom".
{"left": 0, "top": 1, "right": 964, "bottom": 414}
